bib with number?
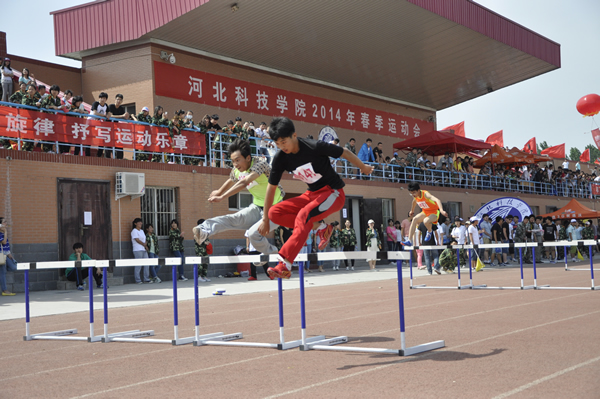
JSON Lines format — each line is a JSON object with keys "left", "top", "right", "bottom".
{"left": 293, "top": 163, "right": 323, "bottom": 184}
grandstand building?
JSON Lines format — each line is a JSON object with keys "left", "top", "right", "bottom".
{"left": 0, "top": 0, "right": 575, "bottom": 291}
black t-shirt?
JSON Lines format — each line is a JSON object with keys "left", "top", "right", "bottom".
{"left": 269, "top": 137, "right": 345, "bottom": 191}
{"left": 543, "top": 223, "right": 557, "bottom": 241}
{"left": 373, "top": 147, "right": 383, "bottom": 161}
{"left": 491, "top": 223, "right": 506, "bottom": 241}
{"left": 209, "top": 122, "right": 221, "bottom": 131}
{"left": 418, "top": 222, "right": 438, "bottom": 245}
{"left": 108, "top": 104, "right": 126, "bottom": 117}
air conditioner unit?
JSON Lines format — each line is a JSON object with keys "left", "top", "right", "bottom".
{"left": 116, "top": 172, "right": 145, "bottom": 200}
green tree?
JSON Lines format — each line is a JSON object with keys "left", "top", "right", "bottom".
{"left": 568, "top": 147, "right": 581, "bottom": 161}
{"left": 538, "top": 141, "right": 549, "bottom": 154}
{"left": 585, "top": 144, "right": 600, "bottom": 163}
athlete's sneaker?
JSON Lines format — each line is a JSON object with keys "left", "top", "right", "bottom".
{"left": 402, "top": 240, "right": 412, "bottom": 247}
{"left": 424, "top": 231, "right": 432, "bottom": 242}
{"left": 267, "top": 262, "right": 292, "bottom": 279}
{"left": 192, "top": 226, "right": 208, "bottom": 246}
{"left": 247, "top": 276, "right": 257, "bottom": 281}
{"left": 198, "top": 276, "right": 207, "bottom": 282}
{"left": 253, "top": 260, "right": 268, "bottom": 267}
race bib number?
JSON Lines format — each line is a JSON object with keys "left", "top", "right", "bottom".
{"left": 293, "top": 163, "right": 322, "bottom": 184}
{"left": 238, "top": 172, "right": 258, "bottom": 189}
{"left": 416, "top": 200, "right": 429, "bottom": 209}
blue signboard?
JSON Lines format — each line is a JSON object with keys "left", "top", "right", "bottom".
{"left": 474, "top": 197, "right": 533, "bottom": 222}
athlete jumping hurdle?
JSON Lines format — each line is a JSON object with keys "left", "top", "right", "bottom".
{"left": 405, "top": 182, "right": 448, "bottom": 245}
{"left": 258, "top": 117, "right": 374, "bottom": 279}
{"left": 192, "top": 139, "right": 282, "bottom": 257}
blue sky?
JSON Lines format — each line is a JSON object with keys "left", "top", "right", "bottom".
{"left": 4, "top": 0, "right": 599, "bottom": 154}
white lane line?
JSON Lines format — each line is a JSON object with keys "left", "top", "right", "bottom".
{"left": 68, "top": 353, "right": 282, "bottom": 399}
{"left": 261, "top": 309, "right": 600, "bottom": 399}
{"left": 492, "top": 355, "right": 600, "bottom": 399}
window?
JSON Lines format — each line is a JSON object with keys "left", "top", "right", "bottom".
{"left": 140, "top": 187, "right": 177, "bottom": 238}
{"left": 530, "top": 206, "right": 539, "bottom": 216}
{"left": 446, "top": 202, "right": 461, "bottom": 219}
{"left": 546, "top": 206, "right": 558, "bottom": 214}
{"left": 122, "top": 102, "right": 137, "bottom": 117}
{"left": 229, "top": 192, "right": 253, "bottom": 210}
{"left": 382, "top": 199, "right": 394, "bottom": 224}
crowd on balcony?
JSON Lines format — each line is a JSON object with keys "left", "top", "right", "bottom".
{"left": 1, "top": 58, "right": 599, "bottom": 199}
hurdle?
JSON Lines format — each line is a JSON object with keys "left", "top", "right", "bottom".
{"left": 101, "top": 257, "right": 193, "bottom": 345}
{"left": 535, "top": 240, "right": 600, "bottom": 290}
{"left": 409, "top": 245, "right": 473, "bottom": 289}
{"left": 471, "top": 243, "right": 535, "bottom": 290}
{"left": 562, "top": 240, "right": 600, "bottom": 271}
{"left": 189, "top": 254, "right": 322, "bottom": 349}
{"left": 21, "top": 260, "right": 145, "bottom": 342}
{"left": 299, "top": 251, "right": 445, "bottom": 356}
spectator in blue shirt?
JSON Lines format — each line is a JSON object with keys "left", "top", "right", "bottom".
{"left": 357, "top": 138, "right": 375, "bottom": 163}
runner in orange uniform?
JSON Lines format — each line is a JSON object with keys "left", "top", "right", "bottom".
{"left": 404, "top": 182, "right": 448, "bottom": 245}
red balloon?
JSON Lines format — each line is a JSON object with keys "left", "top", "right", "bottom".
{"left": 576, "top": 94, "right": 600, "bottom": 117}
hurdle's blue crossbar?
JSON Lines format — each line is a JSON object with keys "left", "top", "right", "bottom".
{"left": 187, "top": 254, "right": 322, "bottom": 350}
{"left": 101, "top": 257, "right": 200, "bottom": 345}
{"left": 20, "top": 260, "right": 147, "bottom": 342}
{"left": 298, "top": 251, "right": 445, "bottom": 356}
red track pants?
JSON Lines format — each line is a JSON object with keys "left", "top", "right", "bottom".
{"left": 269, "top": 186, "right": 345, "bottom": 263}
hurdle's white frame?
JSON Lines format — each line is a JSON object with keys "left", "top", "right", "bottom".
{"left": 406, "top": 245, "right": 475, "bottom": 290}
{"left": 471, "top": 243, "right": 536, "bottom": 290}
{"left": 100, "top": 258, "right": 202, "bottom": 345}
{"left": 188, "top": 254, "right": 322, "bottom": 349}
{"left": 534, "top": 240, "right": 600, "bottom": 290}
{"left": 19, "top": 260, "right": 148, "bottom": 342}
{"left": 299, "top": 251, "right": 445, "bottom": 356}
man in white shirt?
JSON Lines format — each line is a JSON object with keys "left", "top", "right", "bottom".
{"left": 131, "top": 217, "right": 150, "bottom": 284}
{"left": 468, "top": 216, "right": 483, "bottom": 271}
{"left": 562, "top": 160, "right": 570, "bottom": 169}
{"left": 254, "top": 122, "right": 272, "bottom": 163}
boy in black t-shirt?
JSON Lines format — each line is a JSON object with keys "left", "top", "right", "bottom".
{"left": 543, "top": 217, "right": 557, "bottom": 263}
{"left": 258, "top": 117, "right": 373, "bottom": 279}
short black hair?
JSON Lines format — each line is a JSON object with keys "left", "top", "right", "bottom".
{"left": 268, "top": 117, "right": 296, "bottom": 141}
{"left": 73, "top": 242, "right": 83, "bottom": 250}
{"left": 495, "top": 216, "right": 503, "bottom": 223}
{"left": 228, "top": 138, "right": 252, "bottom": 158}
{"left": 170, "top": 219, "right": 179, "bottom": 227}
{"left": 366, "top": 138, "right": 372, "bottom": 143}
{"left": 64, "top": 89, "right": 73, "bottom": 96}
{"left": 407, "top": 182, "right": 420, "bottom": 191}
{"left": 99, "top": 92, "right": 108, "bottom": 99}
{"left": 211, "top": 114, "right": 219, "bottom": 120}
{"left": 115, "top": 93, "right": 124, "bottom": 99}
{"left": 38, "top": 84, "right": 46, "bottom": 91}
{"left": 388, "top": 218, "right": 394, "bottom": 224}
{"left": 349, "top": 138, "right": 355, "bottom": 142}
{"left": 133, "top": 217, "right": 143, "bottom": 226}
{"left": 235, "top": 116, "right": 242, "bottom": 121}
{"left": 26, "top": 84, "right": 36, "bottom": 91}
{"left": 51, "top": 84, "right": 61, "bottom": 93}
{"left": 378, "top": 142, "right": 382, "bottom": 145}
{"left": 482, "top": 213, "right": 489, "bottom": 218}
{"left": 144, "top": 223, "right": 153, "bottom": 232}
{"left": 72, "top": 95, "right": 83, "bottom": 105}
{"left": 197, "top": 219, "right": 205, "bottom": 225}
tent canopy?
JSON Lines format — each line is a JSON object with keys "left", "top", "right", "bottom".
{"left": 393, "top": 130, "right": 491, "bottom": 156}
{"left": 474, "top": 145, "right": 548, "bottom": 168}
{"left": 539, "top": 199, "right": 600, "bottom": 220}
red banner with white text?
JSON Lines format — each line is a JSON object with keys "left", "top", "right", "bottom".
{"left": 0, "top": 105, "right": 206, "bottom": 156}
{"left": 153, "top": 61, "right": 433, "bottom": 139}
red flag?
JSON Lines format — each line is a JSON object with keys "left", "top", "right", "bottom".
{"left": 541, "top": 143, "right": 565, "bottom": 159}
{"left": 580, "top": 148, "right": 590, "bottom": 163}
{"left": 595, "top": 158, "right": 600, "bottom": 165}
{"left": 522, "top": 137, "right": 537, "bottom": 154}
{"left": 592, "top": 129, "right": 600, "bottom": 149}
{"left": 441, "top": 121, "right": 465, "bottom": 137}
{"left": 485, "top": 130, "right": 504, "bottom": 147}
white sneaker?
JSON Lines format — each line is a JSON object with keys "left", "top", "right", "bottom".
{"left": 198, "top": 276, "right": 206, "bottom": 282}
{"left": 346, "top": 267, "right": 349, "bottom": 271}
{"left": 179, "top": 276, "right": 188, "bottom": 281}
{"left": 192, "top": 226, "right": 208, "bottom": 246}
{"left": 204, "top": 277, "right": 211, "bottom": 282}
{"left": 351, "top": 266, "right": 354, "bottom": 271}
{"left": 154, "top": 276, "right": 162, "bottom": 283}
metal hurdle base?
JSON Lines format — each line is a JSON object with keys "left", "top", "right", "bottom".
{"left": 194, "top": 332, "right": 246, "bottom": 347}
{"left": 24, "top": 328, "right": 85, "bottom": 341}
{"left": 301, "top": 336, "right": 445, "bottom": 357}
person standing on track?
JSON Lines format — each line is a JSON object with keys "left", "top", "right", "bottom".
{"left": 192, "top": 139, "right": 283, "bottom": 260}
{"left": 340, "top": 220, "right": 357, "bottom": 270}
{"left": 258, "top": 117, "right": 373, "bottom": 279}
{"left": 404, "top": 182, "right": 448, "bottom": 246}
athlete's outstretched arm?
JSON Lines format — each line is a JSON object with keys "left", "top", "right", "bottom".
{"left": 424, "top": 191, "right": 448, "bottom": 217}
{"left": 341, "top": 148, "right": 374, "bottom": 175}
{"left": 208, "top": 172, "right": 259, "bottom": 202}
{"left": 258, "top": 183, "right": 278, "bottom": 236}
{"left": 210, "top": 179, "right": 235, "bottom": 200}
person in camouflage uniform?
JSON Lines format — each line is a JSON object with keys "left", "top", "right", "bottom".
{"left": 135, "top": 107, "right": 152, "bottom": 161}
{"left": 406, "top": 148, "right": 418, "bottom": 168}
{"left": 513, "top": 219, "right": 532, "bottom": 264}
{"left": 194, "top": 218, "right": 211, "bottom": 282}
{"left": 213, "top": 120, "right": 235, "bottom": 168}
{"left": 144, "top": 223, "right": 162, "bottom": 283}
{"left": 438, "top": 242, "right": 468, "bottom": 272}
{"left": 340, "top": 220, "right": 357, "bottom": 270}
{"left": 9, "top": 82, "right": 26, "bottom": 104}
{"left": 168, "top": 219, "right": 188, "bottom": 281}
{"left": 20, "top": 85, "right": 41, "bottom": 151}
{"left": 168, "top": 110, "right": 188, "bottom": 164}
{"left": 151, "top": 106, "right": 169, "bottom": 162}
{"left": 328, "top": 221, "right": 342, "bottom": 270}
{"left": 232, "top": 117, "right": 245, "bottom": 139}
